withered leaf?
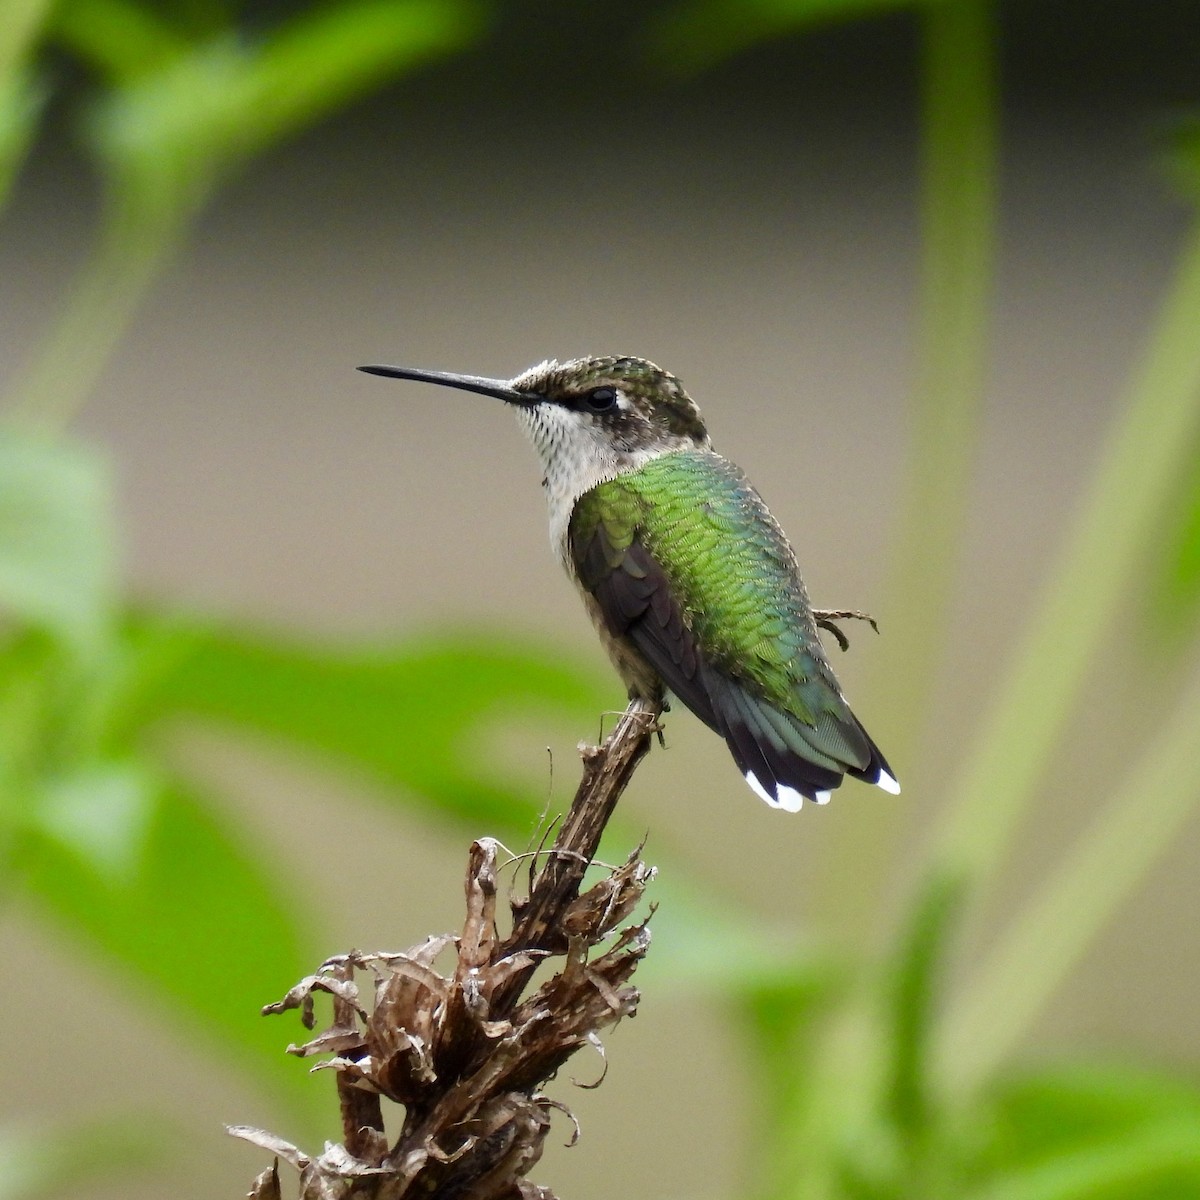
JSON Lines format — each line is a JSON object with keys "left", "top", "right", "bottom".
{"left": 263, "top": 974, "right": 365, "bottom": 1029}
{"left": 238, "top": 698, "right": 663, "bottom": 1200}
{"left": 247, "top": 1160, "right": 282, "bottom": 1200}
{"left": 227, "top": 1126, "right": 309, "bottom": 1170}
{"left": 286, "top": 1025, "right": 366, "bottom": 1059}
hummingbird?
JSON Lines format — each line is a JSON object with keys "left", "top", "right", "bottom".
{"left": 359, "top": 355, "right": 899, "bottom": 812}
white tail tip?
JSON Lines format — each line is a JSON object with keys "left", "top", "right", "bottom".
{"left": 876, "top": 769, "right": 901, "bottom": 795}
{"left": 745, "top": 771, "right": 808, "bottom": 812}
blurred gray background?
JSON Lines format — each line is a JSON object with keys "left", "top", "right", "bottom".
{"left": 2, "top": 2, "right": 1198, "bottom": 1196}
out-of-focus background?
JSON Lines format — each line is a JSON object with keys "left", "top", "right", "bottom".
{"left": 2, "top": 2, "right": 1200, "bottom": 1198}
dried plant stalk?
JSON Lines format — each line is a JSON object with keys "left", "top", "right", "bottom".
{"left": 232, "top": 697, "right": 663, "bottom": 1200}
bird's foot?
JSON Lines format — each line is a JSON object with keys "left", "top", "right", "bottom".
{"left": 625, "top": 693, "right": 667, "bottom": 745}
{"left": 812, "top": 608, "right": 880, "bottom": 652}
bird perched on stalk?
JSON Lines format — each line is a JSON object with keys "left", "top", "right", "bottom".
{"left": 360, "top": 355, "right": 899, "bottom": 812}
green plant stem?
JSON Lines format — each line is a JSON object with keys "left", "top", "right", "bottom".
{"left": 787, "top": 8, "right": 999, "bottom": 1189}
{"left": 938, "top": 663, "right": 1200, "bottom": 1096}
{"left": 0, "top": 0, "right": 52, "bottom": 208}
{"left": 880, "top": 0, "right": 996, "bottom": 760}
{"left": 753, "top": 988, "right": 885, "bottom": 1200}
{"left": 6, "top": 1, "right": 483, "bottom": 435}
{"left": 932, "top": 214, "right": 1200, "bottom": 892}
{"left": 6, "top": 186, "right": 190, "bottom": 435}
{"left": 817, "top": 0, "right": 997, "bottom": 938}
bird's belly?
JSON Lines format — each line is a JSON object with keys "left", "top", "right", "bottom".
{"left": 579, "top": 589, "right": 664, "bottom": 702}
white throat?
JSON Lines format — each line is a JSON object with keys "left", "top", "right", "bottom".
{"left": 515, "top": 404, "right": 663, "bottom": 566}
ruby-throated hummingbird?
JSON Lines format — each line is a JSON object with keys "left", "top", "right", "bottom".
{"left": 360, "top": 355, "right": 899, "bottom": 811}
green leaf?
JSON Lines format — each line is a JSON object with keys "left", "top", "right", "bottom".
{"left": 83, "top": 37, "right": 268, "bottom": 226}
{"left": 236, "top": 0, "right": 487, "bottom": 154}
{"left": 0, "top": 1116, "right": 166, "bottom": 1200}
{"left": 0, "top": 434, "right": 117, "bottom": 654}
{"left": 115, "top": 615, "right": 829, "bottom": 1000}
{"left": 1147, "top": 423, "right": 1200, "bottom": 637}
{"left": 125, "top": 619, "right": 607, "bottom": 837}
{"left": 32, "top": 758, "right": 156, "bottom": 879}
{"left": 965, "top": 1118, "right": 1200, "bottom": 1200}
{"left": 85, "top": 0, "right": 485, "bottom": 220}
{"left": 646, "top": 0, "right": 922, "bottom": 75}
{"left": 986, "top": 1064, "right": 1200, "bottom": 1166}
{"left": 50, "top": 0, "right": 188, "bottom": 83}
{"left": 884, "top": 870, "right": 963, "bottom": 1142}
{"left": 642, "top": 875, "right": 826, "bottom": 992}
{"left": 956, "top": 1064, "right": 1200, "bottom": 1200}
{"left": 121, "top": 616, "right": 813, "bottom": 994}
{"left": 0, "top": 0, "right": 52, "bottom": 77}
{"left": 0, "top": 622, "right": 172, "bottom": 802}
{"left": 742, "top": 963, "right": 845, "bottom": 1102}
{"left": 10, "top": 764, "right": 315, "bottom": 1110}
{"left": 14, "top": 2, "right": 486, "bottom": 437}
{"left": 1166, "top": 118, "right": 1200, "bottom": 205}
{"left": 731, "top": 960, "right": 853, "bottom": 1200}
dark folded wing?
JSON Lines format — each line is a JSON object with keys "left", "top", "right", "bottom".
{"left": 572, "top": 515, "right": 894, "bottom": 809}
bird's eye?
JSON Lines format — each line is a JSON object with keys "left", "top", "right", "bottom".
{"left": 583, "top": 386, "right": 618, "bottom": 412}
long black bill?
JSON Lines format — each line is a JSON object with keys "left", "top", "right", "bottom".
{"left": 357, "top": 364, "right": 539, "bottom": 406}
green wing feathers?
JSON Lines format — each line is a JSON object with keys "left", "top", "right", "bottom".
{"left": 569, "top": 450, "right": 898, "bottom": 809}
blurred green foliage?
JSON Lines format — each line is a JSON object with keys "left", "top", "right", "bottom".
{"left": 2, "top": 1, "right": 1200, "bottom": 1198}
{"left": 0, "top": 1116, "right": 165, "bottom": 1200}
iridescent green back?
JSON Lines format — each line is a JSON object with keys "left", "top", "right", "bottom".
{"left": 571, "top": 449, "right": 838, "bottom": 724}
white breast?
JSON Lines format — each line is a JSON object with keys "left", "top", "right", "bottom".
{"left": 514, "top": 404, "right": 662, "bottom": 572}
